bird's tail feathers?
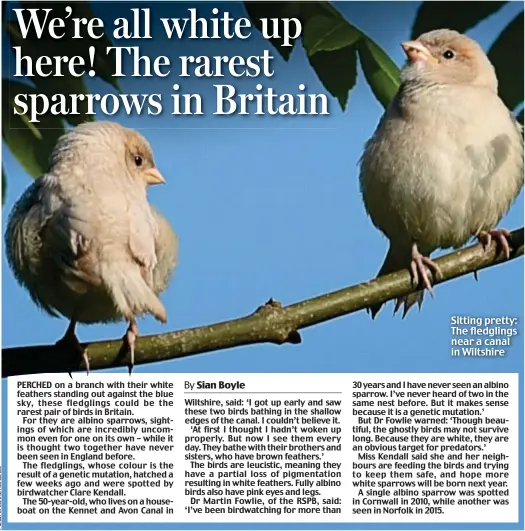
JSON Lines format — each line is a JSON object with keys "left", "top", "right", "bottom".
{"left": 368, "top": 246, "right": 424, "bottom": 319}
{"left": 100, "top": 262, "right": 167, "bottom": 323}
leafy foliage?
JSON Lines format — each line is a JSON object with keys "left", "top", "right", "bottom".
{"left": 244, "top": 1, "right": 400, "bottom": 111}
{"left": 487, "top": 13, "right": 524, "bottom": 112}
{"left": 411, "top": 2, "right": 507, "bottom": 37}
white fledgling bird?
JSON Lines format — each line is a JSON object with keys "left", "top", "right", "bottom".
{"left": 359, "top": 29, "right": 523, "bottom": 317}
{"left": 5, "top": 121, "right": 179, "bottom": 373}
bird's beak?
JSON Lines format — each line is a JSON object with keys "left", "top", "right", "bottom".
{"left": 401, "top": 40, "right": 436, "bottom": 63}
{"left": 144, "top": 167, "right": 166, "bottom": 186}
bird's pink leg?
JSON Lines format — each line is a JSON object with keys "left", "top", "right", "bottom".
{"left": 121, "top": 319, "right": 139, "bottom": 375}
{"left": 56, "top": 320, "right": 89, "bottom": 376}
{"left": 409, "top": 243, "right": 442, "bottom": 298}
{"left": 477, "top": 229, "right": 512, "bottom": 260}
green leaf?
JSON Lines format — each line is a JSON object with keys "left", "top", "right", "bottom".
{"left": 302, "top": 14, "right": 361, "bottom": 56}
{"left": 358, "top": 38, "right": 400, "bottom": 109}
{"left": 308, "top": 45, "right": 358, "bottom": 111}
{"left": 314, "top": 2, "right": 346, "bottom": 19}
{"left": 411, "top": 2, "right": 507, "bottom": 38}
{"left": 488, "top": 14, "right": 524, "bottom": 111}
{"left": 243, "top": 2, "right": 302, "bottom": 61}
{"left": 2, "top": 166, "right": 7, "bottom": 206}
{"left": 2, "top": 79, "right": 65, "bottom": 178}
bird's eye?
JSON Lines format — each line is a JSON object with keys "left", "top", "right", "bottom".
{"left": 442, "top": 50, "right": 455, "bottom": 60}
{"left": 134, "top": 155, "right": 143, "bottom": 167}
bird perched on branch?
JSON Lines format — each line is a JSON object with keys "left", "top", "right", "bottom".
{"left": 359, "top": 29, "right": 523, "bottom": 318}
{"left": 5, "top": 121, "right": 179, "bottom": 373}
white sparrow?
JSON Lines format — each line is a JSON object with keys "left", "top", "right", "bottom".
{"left": 5, "top": 121, "right": 179, "bottom": 372}
{"left": 359, "top": 29, "right": 523, "bottom": 317}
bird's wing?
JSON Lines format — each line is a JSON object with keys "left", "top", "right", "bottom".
{"left": 42, "top": 198, "right": 100, "bottom": 294}
{"left": 465, "top": 134, "right": 512, "bottom": 189}
{"left": 22, "top": 171, "right": 109, "bottom": 296}
{"left": 150, "top": 208, "right": 179, "bottom": 294}
{"left": 38, "top": 171, "right": 155, "bottom": 288}
{"left": 464, "top": 108, "right": 523, "bottom": 184}
{"left": 5, "top": 179, "right": 61, "bottom": 316}
{"left": 5, "top": 176, "right": 99, "bottom": 312}
{"left": 5, "top": 179, "right": 42, "bottom": 282}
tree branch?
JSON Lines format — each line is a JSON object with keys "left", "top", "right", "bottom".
{"left": 3, "top": 227, "right": 523, "bottom": 378}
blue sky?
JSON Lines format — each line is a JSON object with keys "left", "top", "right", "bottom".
{"left": 2, "top": 0, "right": 523, "bottom": 379}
